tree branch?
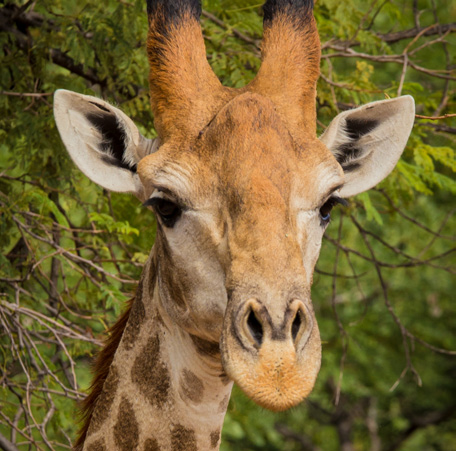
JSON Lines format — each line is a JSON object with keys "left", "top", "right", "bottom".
{"left": 420, "top": 123, "right": 456, "bottom": 134}
{"left": 379, "top": 23, "right": 456, "bottom": 44}
{"left": 323, "top": 23, "right": 456, "bottom": 49}
{"left": 0, "top": 431, "right": 19, "bottom": 451}
{"left": 202, "top": 10, "right": 260, "bottom": 48}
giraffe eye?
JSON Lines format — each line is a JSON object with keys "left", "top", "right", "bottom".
{"left": 144, "top": 197, "right": 182, "bottom": 228}
{"left": 319, "top": 196, "right": 347, "bottom": 226}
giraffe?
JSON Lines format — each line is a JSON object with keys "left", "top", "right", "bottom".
{"left": 53, "top": 0, "right": 415, "bottom": 449}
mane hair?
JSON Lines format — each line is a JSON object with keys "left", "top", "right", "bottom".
{"left": 73, "top": 298, "right": 133, "bottom": 451}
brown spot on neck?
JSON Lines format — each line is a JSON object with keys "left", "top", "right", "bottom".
{"left": 122, "top": 292, "right": 146, "bottom": 350}
{"left": 148, "top": 252, "right": 158, "bottom": 299}
{"left": 124, "top": 255, "right": 158, "bottom": 350}
{"left": 114, "top": 397, "right": 139, "bottom": 450}
{"left": 180, "top": 369, "right": 204, "bottom": 404}
{"left": 131, "top": 334, "right": 171, "bottom": 408}
{"left": 190, "top": 334, "right": 221, "bottom": 359}
{"left": 171, "top": 424, "right": 197, "bottom": 451}
{"left": 210, "top": 429, "right": 221, "bottom": 448}
{"left": 86, "top": 438, "right": 106, "bottom": 451}
{"left": 218, "top": 394, "right": 230, "bottom": 414}
{"left": 156, "top": 236, "right": 188, "bottom": 310}
{"left": 144, "top": 437, "right": 161, "bottom": 451}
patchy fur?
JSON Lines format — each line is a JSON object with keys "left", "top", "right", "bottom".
{"left": 74, "top": 298, "right": 133, "bottom": 451}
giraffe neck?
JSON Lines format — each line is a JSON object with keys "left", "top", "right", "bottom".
{"left": 82, "top": 257, "right": 233, "bottom": 451}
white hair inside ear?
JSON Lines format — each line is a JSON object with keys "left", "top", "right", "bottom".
{"left": 320, "top": 96, "right": 415, "bottom": 198}
{"left": 54, "top": 89, "right": 159, "bottom": 198}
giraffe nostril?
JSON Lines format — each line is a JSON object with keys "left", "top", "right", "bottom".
{"left": 291, "top": 311, "right": 302, "bottom": 342}
{"left": 247, "top": 309, "right": 263, "bottom": 346}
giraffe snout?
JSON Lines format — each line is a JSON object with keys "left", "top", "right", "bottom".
{"left": 220, "top": 296, "right": 322, "bottom": 412}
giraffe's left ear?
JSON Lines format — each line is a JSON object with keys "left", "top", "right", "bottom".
{"left": 320, "top": 96, "right": 415, "bottom": 198}
{"left": 54, "top": 90, "right": 159, "bottom": 199}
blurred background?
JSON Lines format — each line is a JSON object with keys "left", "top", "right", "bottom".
{"left": 0, "top": 0, "right": 455, "bottom": 449}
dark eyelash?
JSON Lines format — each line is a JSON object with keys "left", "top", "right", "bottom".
{"left": 330, "top": 196, "right": 348, "bottom": 207}
{"left": 143, "top": 197, "right": 161, "bottom": 208}
{"left": 319, "top": 196, "right": 348, "bottom": 226}
{"left": 143, "top": 197, "right": 183, "bottom": 228}
{"left": 143, "top": 196, "right": 185, "bottom": 209}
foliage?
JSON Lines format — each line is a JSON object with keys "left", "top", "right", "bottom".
{"left": 0, "top": 0, "right": 455, "bottom": 449}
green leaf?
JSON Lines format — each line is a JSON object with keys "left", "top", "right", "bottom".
{"left": 356, "top": 192, "right": 383, "bottom": 225}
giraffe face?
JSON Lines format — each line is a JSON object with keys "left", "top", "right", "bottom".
{"left": 137, "top": 92, "right": 344, "bottom": 409}
{"left": 55, "top": 83, "right": 414, "bottom": 412}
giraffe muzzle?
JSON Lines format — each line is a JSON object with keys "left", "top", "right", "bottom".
{"left": 221, "top": 297, "right": 322, "bottom": 411}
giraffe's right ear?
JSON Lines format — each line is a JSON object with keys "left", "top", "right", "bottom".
{"left": 54, "top": 90, "right": 159, "bottom": 198}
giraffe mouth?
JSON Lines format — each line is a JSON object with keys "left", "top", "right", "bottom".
{"left": 220, "top": 298, "right": 322, "bottom": 411}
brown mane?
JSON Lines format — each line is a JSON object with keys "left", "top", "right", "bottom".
{"left": 73, "top": 298, "right": 133, "bottom": 451}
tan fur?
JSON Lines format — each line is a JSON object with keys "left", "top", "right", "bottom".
{"left": 249, "top": 12, "right": 320, "bottom": 137}
{"left": 146, "top": 8, "right": 233, "bottom": 141}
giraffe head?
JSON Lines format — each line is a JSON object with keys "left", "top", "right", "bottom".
{"left": 54, "top": 0, "right": 414, "bottom": 411}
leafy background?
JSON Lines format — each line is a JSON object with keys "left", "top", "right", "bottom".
{"left": 0, "top": 0, "right": 455, "bottom": 449}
